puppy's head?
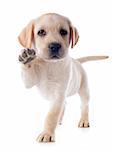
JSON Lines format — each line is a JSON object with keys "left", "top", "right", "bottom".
{"left": 18, "top": 13, "right": 79, "bottom": 61}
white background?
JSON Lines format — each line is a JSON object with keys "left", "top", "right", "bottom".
{"left": 0, "top": 0, "right": 113, "bottom": 149}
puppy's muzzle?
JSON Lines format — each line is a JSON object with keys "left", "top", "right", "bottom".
{"left": 48, "top": 42, "right": 61, "bottom": 59}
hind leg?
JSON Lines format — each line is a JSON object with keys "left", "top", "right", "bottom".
{"left": 78, "top": 79, "right": 90, "bottom": 128}
{"left": 59, "top": 103, "right": 65, "bottom": 125}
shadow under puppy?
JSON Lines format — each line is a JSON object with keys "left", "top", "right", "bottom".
{"left": 18, "top": 13, "right": 108, "bottom": 142}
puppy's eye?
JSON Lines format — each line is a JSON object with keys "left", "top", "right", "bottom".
{"left": 60, "top": 29, "right": 68, "bottom": 36}
{"left": 37, "top": 29, "right": 46, "bottom": 36}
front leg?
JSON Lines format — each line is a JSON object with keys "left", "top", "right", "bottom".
{"left": 37, "top": 98, "right": 65, "bottom": 142}
{"left": 18, "top": 48, "right": 38, "bottom": 88}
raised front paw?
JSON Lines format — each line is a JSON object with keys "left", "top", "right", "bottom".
{"left": 18, "top": 48, "right": 36, "bottom": 64}
{"left": 36, "top": 131, "right": 55, "bottom": 143}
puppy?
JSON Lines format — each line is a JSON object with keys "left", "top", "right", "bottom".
{"left": 18, "top": 13, "right": 108, "bottom": 142}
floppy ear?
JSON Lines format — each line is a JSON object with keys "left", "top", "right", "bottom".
{"left": 70, "top": 25, "right": 79, "bottom": 48}
{"left": 18, "top": 20, "right": 35, "bottom": 48}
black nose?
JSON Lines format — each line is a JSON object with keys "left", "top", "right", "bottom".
{"left": 48, "top": 42, "right": 61, "bottom": 55}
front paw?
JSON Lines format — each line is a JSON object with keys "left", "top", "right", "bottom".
{"left": 36, "top": 131, "right": 55, "bottom": 143}
{"left": 18, "top": 48, "right": 36, "bottom": 64}
{"left": 78, "top": 118, "right": 90, "bottom": 128}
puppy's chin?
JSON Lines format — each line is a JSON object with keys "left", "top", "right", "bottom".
{"left": 39, "top": 55, "right": 68, "bottom": 62}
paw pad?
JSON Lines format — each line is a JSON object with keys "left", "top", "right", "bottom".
{"left": 18, "top": 48, "right": 36, "bottom": 64}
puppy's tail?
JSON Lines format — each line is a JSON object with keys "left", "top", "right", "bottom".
{"left": 76, "top": 55, "right": 109, "bottom": 64}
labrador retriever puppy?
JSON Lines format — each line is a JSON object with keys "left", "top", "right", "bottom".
{"left": 18, "top": 13, "right": 108, "bottom": 142}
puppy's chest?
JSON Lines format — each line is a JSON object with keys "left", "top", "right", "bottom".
{"left": 37, "top": 63, "right": 70, "bottom": 98}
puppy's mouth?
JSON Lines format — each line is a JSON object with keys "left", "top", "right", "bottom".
{"left": 50, "top": 55, "right": 60, "bottom": 59}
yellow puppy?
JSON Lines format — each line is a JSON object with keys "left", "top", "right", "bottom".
{"left": 18, "top": 13, "right": 108, "bottom": 142}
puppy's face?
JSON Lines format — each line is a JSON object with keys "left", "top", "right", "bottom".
{"left": 18, "top": 13, "right": 79, "bottom": 61}
{"left": 34, "top": 14, "right": 70, "bottom": 60}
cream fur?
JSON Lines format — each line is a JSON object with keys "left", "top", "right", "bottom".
{"left": 18, "top": 13, "right": 108, "bottom": 142}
